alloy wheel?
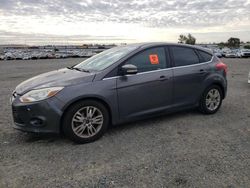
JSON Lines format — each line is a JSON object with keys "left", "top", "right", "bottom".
{"left": 71, "top": 106, "right": 104, "bottom": 138}
{"left": 205, "top": 89, "right": 221, "bottom": 111}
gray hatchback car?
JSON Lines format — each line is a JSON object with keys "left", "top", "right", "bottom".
{"left": 11, "top": 43, "right": 227, "bottom": 143}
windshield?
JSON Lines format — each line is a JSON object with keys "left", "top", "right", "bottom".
{"left": 74, "top": 46, "right": 137, "bottom": 72}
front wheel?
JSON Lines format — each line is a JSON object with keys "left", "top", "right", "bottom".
{"left": 199, "top": 85, "right": 223, "bottom": 114}
{"left": 62, "top": 100, "right": 109, "bottom": 144}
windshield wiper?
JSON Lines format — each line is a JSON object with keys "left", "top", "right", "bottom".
{"left": 67, "top": 67, "right": 90, "bottom": 73}
{"left": 80, "top": 68, "right": 90, "bottom": 73}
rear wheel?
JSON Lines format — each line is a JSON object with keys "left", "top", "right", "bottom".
{"left": 62, "top": 100, "right": 109, "bottom": 144}
{"left": 199, "top": 85, "right": 223, "bottom": 114}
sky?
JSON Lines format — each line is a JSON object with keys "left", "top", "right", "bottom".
{"left": 0, "top": 0, "right": 250, "bottom": 45}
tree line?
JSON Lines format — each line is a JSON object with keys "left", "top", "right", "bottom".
{"left": 178, "top": 34, "right": 250, "bottom": 49}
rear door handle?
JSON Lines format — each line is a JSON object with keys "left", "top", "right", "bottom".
{"left": 199, "top": 69, "right": 207, "bottom": 74}
{"left": 158, "top": 75, "right": 169, "bottom": 81}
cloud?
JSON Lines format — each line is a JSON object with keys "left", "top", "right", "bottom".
{"left": 0, "top": 30, "right": 135, "bottom": 44}
{"left": 1, "top": 0, "right": 250, "bottom": 27}
{"left": 0, "top": 0, "right": 250, "bottom": 44}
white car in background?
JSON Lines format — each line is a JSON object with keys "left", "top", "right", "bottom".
{"left": 225, "top": 51, "right": 237, "bottom": 58}
{"left": 0, "top": 55, "right": 4, "bottom": 60}
{"left": 213, "top": 49, "right": 222, "bottom": 58}
{"left": 214, "top": 51, "right": 222, "bottom": 58}
{"left": 221, "top": 48, "right": 231, "bottom": 57}
{"left": 240, "top": 49, "right": 250, "bottom": 58}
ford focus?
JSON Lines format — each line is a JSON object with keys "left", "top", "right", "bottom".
{"left": 11, "top": 43, "right": 227, "bottom": 143}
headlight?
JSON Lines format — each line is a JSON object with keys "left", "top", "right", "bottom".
{"left": 20, "top": 87, "right": 64, "bottom": 103}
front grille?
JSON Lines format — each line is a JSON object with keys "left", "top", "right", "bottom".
{"left": 12, "top": 107, "right": 24, "bottom": 124}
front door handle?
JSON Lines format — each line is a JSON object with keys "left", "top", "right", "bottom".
{"left": 158, "top": 75, "right": 169, "bottom": 81}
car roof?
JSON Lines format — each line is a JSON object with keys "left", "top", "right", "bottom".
{"left": 124, "top": 42, "right": 213, "bottom": 54}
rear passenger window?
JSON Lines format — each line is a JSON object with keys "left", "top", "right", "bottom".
{"left": 126, "top": 47, "right": 167, "bottom": 73}
{"left": 171, "top": 46, "right": 199, "bottom": 67}
{"left": 198, "top": 50, "right": 213, "bottom": 62}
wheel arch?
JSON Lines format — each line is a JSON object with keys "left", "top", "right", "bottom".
{"left": 202, "top": 73, "right": 226, "bottom": 100}
{"left": 202, "top": 81, "right": 226, "bottom": 99}
{"left": 211, "top": 82, "right": 225, "bottom": 99}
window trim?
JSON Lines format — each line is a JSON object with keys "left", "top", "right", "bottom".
{"left": 102, "top": 58, "right": 213, "bottom": 80}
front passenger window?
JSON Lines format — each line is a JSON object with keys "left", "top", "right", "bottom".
{"left": 126, "top": 47, "right": 167, "bottom": 73}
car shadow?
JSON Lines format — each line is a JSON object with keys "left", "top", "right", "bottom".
{"left": 19, "top": 132, "right": 71, "bottom": 145}
{"left": 24, "top": 133, "right": 61, "bottom": 143}
{"left": 20, "top": 108, "right": 200, "bottom": 144}
{"left": 108, "top": 109, "right": 199, "bottom": 134}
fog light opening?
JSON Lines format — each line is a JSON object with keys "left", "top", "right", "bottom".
{"left": 30, "top": 118, "right": 44, "bottom": 127}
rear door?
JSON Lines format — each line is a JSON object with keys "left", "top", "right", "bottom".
{"left": 169, "top": 46, "right": 211, "bottom": 106}
{"left": 116, "top": 47, "right": 174, "bottom": 120}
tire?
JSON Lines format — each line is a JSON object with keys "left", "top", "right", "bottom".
{"left": 62, "top": 100, "right": 109, "bottom": 144}
{"left": 199, "top": 85, "right": 223, "bottom": 114}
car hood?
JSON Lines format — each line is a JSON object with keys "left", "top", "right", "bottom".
{"left": 15, "top": 68, "right": 95, "bottom": 95}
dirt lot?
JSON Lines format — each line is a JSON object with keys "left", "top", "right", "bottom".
{"left": 0, "top": 58, "right": 250, "bottom": 187}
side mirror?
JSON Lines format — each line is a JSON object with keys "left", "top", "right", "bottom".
{"left": 120, "top": 64, "right": 138, "bottom": 75}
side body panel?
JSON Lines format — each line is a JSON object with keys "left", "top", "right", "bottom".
{"left": 56, "top": 79, "right": 120, "bottom": 125}
{"left": 171, "top": 62, "right": 211, "bottom": 107}
{"left": 116, "top": 69, "right": 174, "bottom": 121}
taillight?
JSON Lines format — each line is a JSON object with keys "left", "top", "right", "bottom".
{"left": 216, "top": 61, "right": 227, "bottom": 75}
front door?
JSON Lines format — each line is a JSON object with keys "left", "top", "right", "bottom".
{"left": 116, "top": 47, "right": 173, "bottom": 120}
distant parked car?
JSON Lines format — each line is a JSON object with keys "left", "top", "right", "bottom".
{"left": 225, "top": 51, "right": 237, "bottom": 58}
{"left": 11, "top": 43, "right": 228, "bottom": 143}
{"left": 240, "top": 49, "right": 250, "bottom": 58}
{"left": 214, "top": 51, "right": 222, "bottom": 58}
{"left": 5, "top": 52, "right": 15, "bottom": 60}
{"left": 22, "top": 56, "right": 31, "bottom": 60}
{"left": 221, "top": 48, "right": 231, "bottom": 57}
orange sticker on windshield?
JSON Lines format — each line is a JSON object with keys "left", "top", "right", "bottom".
{"left": 149, "top": 54, "right": 159, "bottom": 64}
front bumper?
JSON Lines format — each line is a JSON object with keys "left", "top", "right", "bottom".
{"left": 11, "top": 95, "right": 64, "bottom": 134}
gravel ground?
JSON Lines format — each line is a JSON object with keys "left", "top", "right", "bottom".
{"left": 0, "top": 58, "right": 250, "bottom": 188}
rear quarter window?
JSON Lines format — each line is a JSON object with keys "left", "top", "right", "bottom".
{"left": 171, "top": 46, "right": 200, "bottom": 67}
{"left": 198, "top": 50, "right": 213, "bottom": 62}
